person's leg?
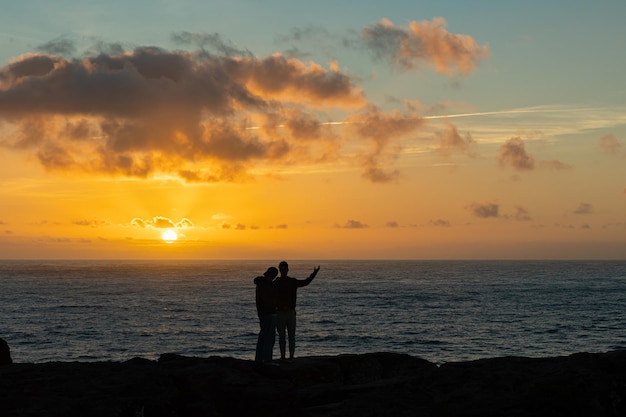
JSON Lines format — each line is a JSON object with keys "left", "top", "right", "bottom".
{"left": 256, "top": 314, "right": 276, "bottom": 363}
{"left": 287, "top": 309, "right": 296, "bottom": 359}
{"left": 262, "top": 314, "right": 277, "bottom": 362}
{"left": 255, "top": 317, "right": 265, "bottom": 362}
{"left": 276, "top": 311, "right": 287, "bottom": 359}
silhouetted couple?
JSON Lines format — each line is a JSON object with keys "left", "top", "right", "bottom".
{"left": 254, "top": 261, "right": 320, "bottom": 364}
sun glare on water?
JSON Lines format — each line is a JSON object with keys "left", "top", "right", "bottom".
{"left": 161, "top": 229, "right": 178, "bottom": 243}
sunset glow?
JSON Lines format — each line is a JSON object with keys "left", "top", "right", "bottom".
{"left": 0, "top": 1, "right": 624, "bottom": 260}
{"left": 162, "top": 230, "right": 178, "bottom": 243}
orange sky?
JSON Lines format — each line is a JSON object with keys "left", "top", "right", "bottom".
{"left": 1, "top": 3, "right": 625, "bottom": 259}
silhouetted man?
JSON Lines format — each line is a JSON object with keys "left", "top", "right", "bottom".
{"left": 275, "top": 261, "right": 320, "bottom": 360}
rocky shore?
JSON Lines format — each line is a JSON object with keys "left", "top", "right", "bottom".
{"left": 1, "top": 350, "right": 625, "bottom": 416}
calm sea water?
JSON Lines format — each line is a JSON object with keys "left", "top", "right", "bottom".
{"left": 1, "top": 260, "right": 625, "bottom": 364}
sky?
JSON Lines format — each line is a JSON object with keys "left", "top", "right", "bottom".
{"left": 0, "top": 0, "right": 624, "bottom": 260}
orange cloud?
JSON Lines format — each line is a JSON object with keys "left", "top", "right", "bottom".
{"left": 233, "top": 54, "right": 367, "bottom": 108}
{"left": 467, "top": 202, "right": 499, "bottom": 218}
{"left": 434, "top": 121, "right": 475, "bottom": 157}
{"left": 336, "top": 219, "right": 368, "bottom": 229}
{"left": 344, "top": 108, "right": 424, "bottom": 182}
{"left": 130, "top": 216, "right": 194, "bottom": 229}
{"left": 0, "top": 20, "right": 492, "bottom": 185}
{"left": 0, "top": 47, "right": 430, "bottom": 183}
{"left": 498, "top": 137, "right": 535, "bottom": 171}
{"left": 361, "top": 18, "right": 489, "bottom": 76}
{"left": 598, "top": 134, "right": 622, "bottom": 155}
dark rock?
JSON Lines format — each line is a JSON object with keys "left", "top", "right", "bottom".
{"left": 0, "top": 351, "right": 625, "bottom": 416}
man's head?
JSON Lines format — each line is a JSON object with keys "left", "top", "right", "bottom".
{"left": 279, "top": 261, "right": 289, "bottom": 275}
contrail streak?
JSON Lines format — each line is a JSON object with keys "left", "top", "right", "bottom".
{"left": 421, "top": 107, "right": 587, "bottom": 120}
{"left": 243, "top": 107, "right": 590, "bottom": 129}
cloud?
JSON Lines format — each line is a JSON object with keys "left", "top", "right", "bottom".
{"left": 72, "top": 219, "right": 111, "bottom": 227}
{"left": 130, "top": 216, "right": 194, "bottom": 228}
{"left": 171, "top": 32, "right": 252, "bottom": 57}
{"left": 386, "top": 221, "right": 399, "bottom": 228}
{"left": 510, "top": 206, "right": 532, "bottom": 221}
{"left": 360, "top": 18, "right": 489, "bottom": 76}
{"left": 336, "top": 219, "right": 368, "bottom": 229}
{"left": 36, "top": 36, "right": 76, "bottom": 56}
{"left": 540, "top": 160, "right": 572, "bottom": 170}
{"left": 467, "top": 202, "right": 499, "bottom": 218}
{"left": 344, "top": 107, "right": 424, "bottom": 183}
{"left": 498, "top": 137, "right": 535, "bottom": 171}
{"left": 0, "top": 48, "right": 373, "bottom": 178}
{"left": 573, "top": 202, "right": 593, "bottom": 215}
{"left": 598, "top": 134, "right": 622, "bottom": 155}
{"left": 0, "top": 44, "right": 436, "bottom": 183}
{"left": 177, "top": 218, "right": 194, "bottom": 228}
{"left": 433, "top": 121, "right": 475, "bottom": 156}
{"left": 0, "top": 20, "right": 493, "bottom": 184}
{"left": 430, "top": 219, "right": 451, "bottom": 227}
{"left": 275, "top": 26, "right": 335, "bottom": 60}
{"left": 220, "top": 222, "right": 247, "bottom": 230}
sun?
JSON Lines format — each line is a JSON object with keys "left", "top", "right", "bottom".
{"left": 161, "top": 229, "right": 178, "bottom": 243}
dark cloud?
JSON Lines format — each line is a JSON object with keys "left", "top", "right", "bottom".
{"left": 468, "top": 203, "right": 499, "bottom": 218}
{"left": 171, "top": 32, "right": 252, "bottom": 57}
{"left": 220, "top": 222, "right": 247, "bottom": 230}
{"left": 0, "top": 21, "right": 490, "bottom": 184}
{"left": 0, "top": 48, "right": 388, "bottom": 181}
{"left": 362, "top": 165, "right": 400, "bottom": 183}
{"left": 337, "top": 219, "right": 368, "bottom": 229}
{"left": 360, "top": 18, "right": 489, "bottom": 76}
{"left": 430, "top": 219, "right": 451, "bottom": 227}
{"left": 511, "top": 206, "right": 532, "bottom": 221}
{"left": 72, "top": 219, "right": 110, "bottom": 227}
{"left": 498, "top": 137, "right": 535, "bottom": 171}
{"left": 36, "top": 37, "right": 76, "bottom": 56}
{"left": 276, "top": 26, "right": 333, "bottom": 44}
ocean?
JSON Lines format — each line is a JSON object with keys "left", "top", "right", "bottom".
{"left": 1, "top": 260, "right": 625, "bottom": 365}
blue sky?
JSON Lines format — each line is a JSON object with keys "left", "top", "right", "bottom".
{"left": 3, "top": 0, "right": 625, "bottom": 111}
